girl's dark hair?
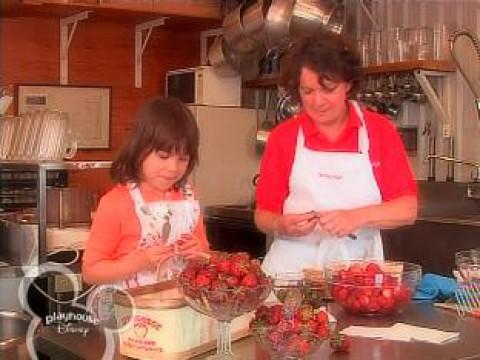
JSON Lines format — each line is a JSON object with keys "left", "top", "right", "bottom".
{"left": 111, "top": 97, "right": 199, "bottom": 186}
{"left": 280, "top": 30, "right": 362, "bottom": 101}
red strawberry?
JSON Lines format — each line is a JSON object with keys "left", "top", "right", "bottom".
{"left": 330, "top": 332, "right": 351, "bottom": 352}
{"left": 267, "top": 330, "right": 282, "bottom": 345}
{"left": 307, "top": 319, "right": 318, "bottom": 333}
{"left": 229, "top": 261, "right": 249, "bottom": 278}
{"left": 269, "top": 305, "right": 284, "bottom": 325}
{"left": 297, "top": 339, "right": 311, "bottom": 356}
{"left": 240, "top": 273, "right": 258, "bottom": 288}
{"left": 315, "top": 310, "right": 328, "bottom": 324}
{"left": 366, "top": 262, "right": 382, "bottom": 275}
{"left": 317, "top": 324, "right": 330, "bottom": 338}
{"left": 217, "top": 259, "right": 231, "bottom": 273}
{"left": 195, "top": 273, "right": 211, "bottom": 288}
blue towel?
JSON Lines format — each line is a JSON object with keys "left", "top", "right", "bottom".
{"left": 413, "top": 273, "right": 459, "bottom": 301}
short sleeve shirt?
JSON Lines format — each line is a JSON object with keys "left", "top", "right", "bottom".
{"left": 256, "top": 103, "right": 418, "bottom": 214}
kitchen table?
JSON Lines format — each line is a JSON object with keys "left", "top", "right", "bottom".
{"left": 34, "top": 302, "right": 480, "bottom": 360}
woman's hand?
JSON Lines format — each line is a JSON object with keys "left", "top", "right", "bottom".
{"left": 177, "top": 234, "right": 209, "bottom": 260}
{"left": 143, "top": 245, "right": 175, "bottom": 269}
{"left": 276, "top": 212, "right": 317, "bottom": 237}
{"left": 316, "top": 209, "right": 365, "bottom": 238}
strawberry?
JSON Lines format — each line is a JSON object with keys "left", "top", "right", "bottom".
{"left": 316, "top": 324, "right": 330, "bottom": 338}
{"left": 329, "top": 332, "right": 351, "bottom": 352}
{"left": 240, "top": 273, "right": 258, "bottom": 288}
{"left": 315, "top": 310, "right": 328, "bottom": 324}
{"left": 267, "top": 330, "right": 282, "bottom": 345}
{"left": 269, "top": 305, "right": 284, "bottom": 325}
{"left": 307, "top": 319, "right": 318, "bottom": 333}
{"left": 366, "top": 262, "right": 382, "bottom": 275}
{"left": 195, "top": 273, "right": 212, "bottom": 288}
{"left": 297, "top": 339, "right": 311, "bottom": 356}
{"left": 217, "top": 259, "right": 232, "bottom": 273}
{"left": 229, "top": 261, "right": 249, "bottom": 278}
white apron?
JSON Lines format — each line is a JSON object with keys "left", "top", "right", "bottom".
{"left": 124, "top": 183, "right": 201, "bottom": 288}
{"left": 262, "top": 101, "right": 383, "bottom": 276}
{"left": 86, "top": 184, "right": 200, "bottom": 326}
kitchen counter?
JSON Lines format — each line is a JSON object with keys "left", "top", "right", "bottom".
{"left": 35, "top": 302, "right": 480, "bottom": 360}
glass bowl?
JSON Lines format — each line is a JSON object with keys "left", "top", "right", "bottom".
{"left": 250, "top": 303, "right": 330, "bottom": 360}
{"left": 325, "top": 260, "right": 422, "bottom": 316}
{"left": 177, "top": 252, "right": 272, "bottom": 359}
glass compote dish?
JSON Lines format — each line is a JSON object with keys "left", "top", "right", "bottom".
{"left": 177, "top": 252, "right": 272, "bottom": 360}
{"left": 250, "top": 303, "right": 331, "bottom": 360}
{"left": 272, "top": 272, "right": 304, "bottom": 321}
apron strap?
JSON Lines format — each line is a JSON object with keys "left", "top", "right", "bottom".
{"left": 350, "top": 100, "right": 370, "bottom": 155}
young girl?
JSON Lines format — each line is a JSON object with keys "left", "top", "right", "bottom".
{"left": 82, "top": 97, "right": 210, "bottom": 288}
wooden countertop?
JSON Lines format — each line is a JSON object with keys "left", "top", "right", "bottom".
{"left": 35, "top": 303, "right": 480, "bottom": 360}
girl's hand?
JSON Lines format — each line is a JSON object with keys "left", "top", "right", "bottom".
{"left": 143, "top": 245, "right": 174, "bottom": 269}
{"left": 316, "top": 209, "right": 364, "bottom": 238}
{"left": 276, "top": 212, "right": 317, "bottom": 237}
{"left": 177, "top": 234, "right": 209, "bottom": 260}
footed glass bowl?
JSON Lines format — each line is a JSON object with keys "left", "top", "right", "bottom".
{"left": 178, "top": 276, "right": 271, "bottom": 359}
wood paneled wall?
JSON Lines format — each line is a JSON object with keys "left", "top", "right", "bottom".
{"left": 0, "top": 15, "right": 203, "bottom": 193}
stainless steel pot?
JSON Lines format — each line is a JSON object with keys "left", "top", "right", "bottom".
{"left": 208, "top": 34, "right": 241, "bottom": 77}
{"left": 290, "top": 0, "right": 338, "bottom": 37}
{"left": 242, "top": 0, "right": 271, "bottom": 46}
{"left": 223, "top": 3, "right": 258, "bottom": 53}
{"left": 0, "top": 310, "right": 31, "bottom": 348}
{"left": 264, "top": 0, "right": 342, "bottom": 48}
{"left": 264, "top": 0, "right": 296, "bottom": 48}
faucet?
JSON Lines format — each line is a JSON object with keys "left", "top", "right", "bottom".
{"left": 449, "top": 29, "right": 480, "bottom": 122}
{"left": 425, "top": 155, "right": 480, "bottom": 199}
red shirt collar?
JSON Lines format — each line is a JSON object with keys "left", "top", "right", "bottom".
{"left": 299, "top": 101, "right": 361, "bottom": 141}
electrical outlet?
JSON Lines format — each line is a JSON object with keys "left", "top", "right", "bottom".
{"left": 54, "top": 274, "right": 83, "bottom": 293}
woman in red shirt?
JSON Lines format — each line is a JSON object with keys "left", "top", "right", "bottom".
{"left": 255, "top": 31, "right": 418, "bottom": 275}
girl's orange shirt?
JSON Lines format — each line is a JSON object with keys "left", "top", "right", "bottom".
{"left": 82, "top": 184, "right": 209, "bottom": 267}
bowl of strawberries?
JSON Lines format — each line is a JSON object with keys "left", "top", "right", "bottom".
{"left": 325, "top": 260, "right": 422, "bottom": 316}
{"left": 250, "top": 303, "right": 331, "bottom": 359}
{"left": 177, "top": 252, "right": 271, "bottom": 359}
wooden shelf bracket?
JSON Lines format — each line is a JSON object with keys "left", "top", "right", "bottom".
{"left": 414, "top": 69, "right": 453, "bottom": 138}
{"left": 60, "top": 11, "right": 91, "bottom": 85}
{"left": 135, "top": 17, "right": 167, "bottom": 88}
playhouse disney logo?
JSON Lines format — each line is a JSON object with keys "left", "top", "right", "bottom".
{"left": 18, "top": 262, "right": 136, "bottom": 360}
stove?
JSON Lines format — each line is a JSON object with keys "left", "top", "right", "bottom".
{"left": 204, "top": 205, "right": 266, "bottom": 259}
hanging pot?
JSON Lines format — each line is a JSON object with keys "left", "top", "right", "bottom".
{"left": 223, "top": 3, "right": 258, "bottom": 53}
{"left": 264, "top": 0, "right": 296, "bottom": 48}
{"left": 289, "top": 0, "right": 338, "bottom": 38}
{"left": 208, "top": 35, "right": 241, "bottom": 77}
{"left": 264, "top": 0, "right": 342, "bottom": 48}
{"left": 242, "top": 0, "right": 271, "bottom": 47}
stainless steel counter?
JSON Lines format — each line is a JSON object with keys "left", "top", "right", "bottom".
{"left": 35, "top": 303, "right": 480, "bottom": 360}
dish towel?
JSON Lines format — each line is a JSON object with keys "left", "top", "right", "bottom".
{"left": 413, "top": 273, "right": 458, "bottom": 301}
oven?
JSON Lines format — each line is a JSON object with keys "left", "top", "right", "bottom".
{"left": 204, "top": 205, "right": 267, "bottom": 259}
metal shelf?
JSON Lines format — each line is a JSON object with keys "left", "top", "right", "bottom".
{"left": 243, "top": 60, "right": 456, "bottom": 89}
{"left": 0, "top": 160, "right": 112, "bottom": 264}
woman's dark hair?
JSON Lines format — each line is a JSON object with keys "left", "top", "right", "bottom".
{"left": 280, "top": 30, "right": 362, "bottom": 101}
{"left": 111, "top": 97, "right": 199, "bottom": 186}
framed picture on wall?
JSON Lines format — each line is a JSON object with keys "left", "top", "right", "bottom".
{"left": 16, "top": 84, "right": 112, "bottom": 149}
